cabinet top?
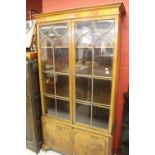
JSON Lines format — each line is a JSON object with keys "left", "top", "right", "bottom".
{"left": 33, "top": 2, "right": 125, "bottom": 23}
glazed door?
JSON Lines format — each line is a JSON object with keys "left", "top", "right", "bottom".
{"left": 73, "top": 18, "right": 115, "bottom": 130}
{"left": 38, "top": 18, "right": 116, "bottom": 130}
{"left": 38, "top": 21, "right": 72, "bottom": 121}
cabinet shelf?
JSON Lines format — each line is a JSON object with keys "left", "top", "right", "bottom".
{"left": 43, "top": 93, "right": 69, "bottom": 101}
{"left": 93, "top": 102, "right": 110, "bottom": 109}
{"left": 42, "top": 70, "right": 69, "bottom": 76}
{"left": 75, "top": 74, "right": 112, "bottom": 80}
{"left": 41, "top": 46, "right": 68, "bottom": 49}
{"left": 42, "top": 70, "right": 54, "bottom": 74}
{"left": 76, "top": 99, "right": 110, "bottom": 109}
{"left": 55, "top": 72, "right": 69, "bottom": 76}
{"left": 76, "top": 46, "right": 113, "bottom": 49}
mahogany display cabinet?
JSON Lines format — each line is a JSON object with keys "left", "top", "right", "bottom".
{"left": 34, "top": 3, "right": 125, "bottom": 155}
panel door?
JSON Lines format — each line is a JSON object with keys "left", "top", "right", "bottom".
{"left": 42, "top": 117, "right": 72, "bottom": 154}
{"left": 73, "top": 129, "right": 111, "bottom": 155}
{"left": 73, "top": 18, "right": 115, "bottom": 130}
{"left": 38, "top": 21, "right": 71, "bottom": 121}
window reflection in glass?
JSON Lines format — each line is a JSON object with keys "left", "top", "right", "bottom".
{"left": 74, "top": 20, "right": 114, "bottom": 77}
{"left": 94, "top": 48, "right": 113, "bottom": 77}
{"left": 40, "top": 23, "right": 68, "bottom": 47}
{"left": 75, "top": 48, "right": 92, "bottom": 75}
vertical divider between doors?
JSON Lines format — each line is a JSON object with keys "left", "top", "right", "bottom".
{"left": 69, "top": 20, "right": 75, "bottom": 124}
{"left": 52, "top": 36, "right": 57, "bottom": 116}
{"left": 91, "top": 46, "right": 95, "bottom": 126}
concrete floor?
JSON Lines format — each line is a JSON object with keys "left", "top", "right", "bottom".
{"left": 26, "top": 149, "right": 62, "bottom": 155}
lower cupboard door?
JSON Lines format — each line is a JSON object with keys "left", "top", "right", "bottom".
{"left": 42, "top": 118, "right": 72, "bottom": 154}
{"left": 73, "top": 129, "right": 111, "bottom": 155}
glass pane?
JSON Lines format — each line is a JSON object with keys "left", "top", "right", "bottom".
{"left": 92, "top": 106, "right": 109, "bottom": 129}
{"left": 40, "top": 23, "right": 69, "bottom": 47}
{"left": 40, "top": 26, "right": 53, "bottom": 47}
{"left": 75, "top": 48, "right": 92, "bottom": 75}
{"left": 53, "top": 23, "right": 68, "bottom": 47}
{"left": 75, "top": 20, "right": 114, "bottom": 47}
{"left": 76, "top": 103, "right": 91, "bottom": 125}
{"left": 75, "top": 20, "right": 114, "bottom": 77}
{"left": 75, "top": 77, "right": 92, "bottom": 102}
{"left": 56, "top": 75, "right": 69, "bottom": 97}
{"left": 42, "top": 73, "right": 55, "bottom": 94}
{"left": 40, "top": 23, "right": 69, "bottom": 73}
{"left": 75, "top": 21, "right": 93, "bottom": 75}
{"left": 54, "top": 34, "right": 68, "bottom": 47}
{"left": 55, "top": 48, "right": 69, "bottom": 73}
{"left": 57, "top": 99, "right": 70, "bottom": 120}
{"left": 41, "top": 48, "right": 54, "bottom": 72}
{"left": 93, "top": 20, "right": 114, "bottom": 76}
{"left": 93, "top": 79, "right": 111, "bottom": 105}
{"left": 44, "top": 96, "right": 56, "bottom": 116}
{"left": 75, "top": 22, "right": 91, "bottom": 46}
{"left": 94, "top": 48, "right": 113, "bottom": 77}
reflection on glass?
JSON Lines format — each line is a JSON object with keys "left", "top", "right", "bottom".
{"left": 75, "top": 21, "right": 92, "bottom": 46}
{"left": 42, "top": 73, "right": 55, "bottom": 94}
{"left": 76, "top": 103, "right": 91, "bottom": 125}
{"left": 40, "top": 23, "right": 69, "bottom": 47}
{"left": 57, "top": 99, "right": 70, "bottom": 120}
{"left": 75, "top": 20, "right": 114, "bottom": 47}
{"left": 41, "top": 48, "right": 54, "bottom": 72}
{"left": 76, "top": 77, "right": 91, "bottom": 101}
{"left": 93, "top": 79, "right": 111, "bottom": 104}
{"left": 44, "top": 96, "right": 56, "bottom": 116}
{"left": 40, "top": 26, "right": 53, "bottom": 47}
{"left": 92, "top": 106, "right": 109, "bottom": 129}
{"left": 40, "top": 23, "right": 69, "bottom": 73}
{"left": 56, "top": 75, "right": 69, "bottom": 97}
{"left": 74, "top": 20, "right": 114, "bottom": 78}
{"left": 54, "top": 34, "right": 68, "bottom": 47}
{"left": 55, "top": 48, "right": 69, "bottom": 73}
{"left": 94, "top": 48, "right": 113, "bottom": 77}
{"left": 40, "top": 23, "right": 71, "bottom": 121}
{"left": 75, "top": 48, "right": 92, "bottom": 75}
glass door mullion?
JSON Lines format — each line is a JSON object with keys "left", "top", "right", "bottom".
{"left": 90, "top": 46, "right": 95, "bottom": 125}
{"left": 52, "top": 45, "right": 57, "bottom": 116}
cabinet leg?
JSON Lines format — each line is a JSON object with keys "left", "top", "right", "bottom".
{"left": 42, "top": 144, "right": 50, "bottom": 152}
